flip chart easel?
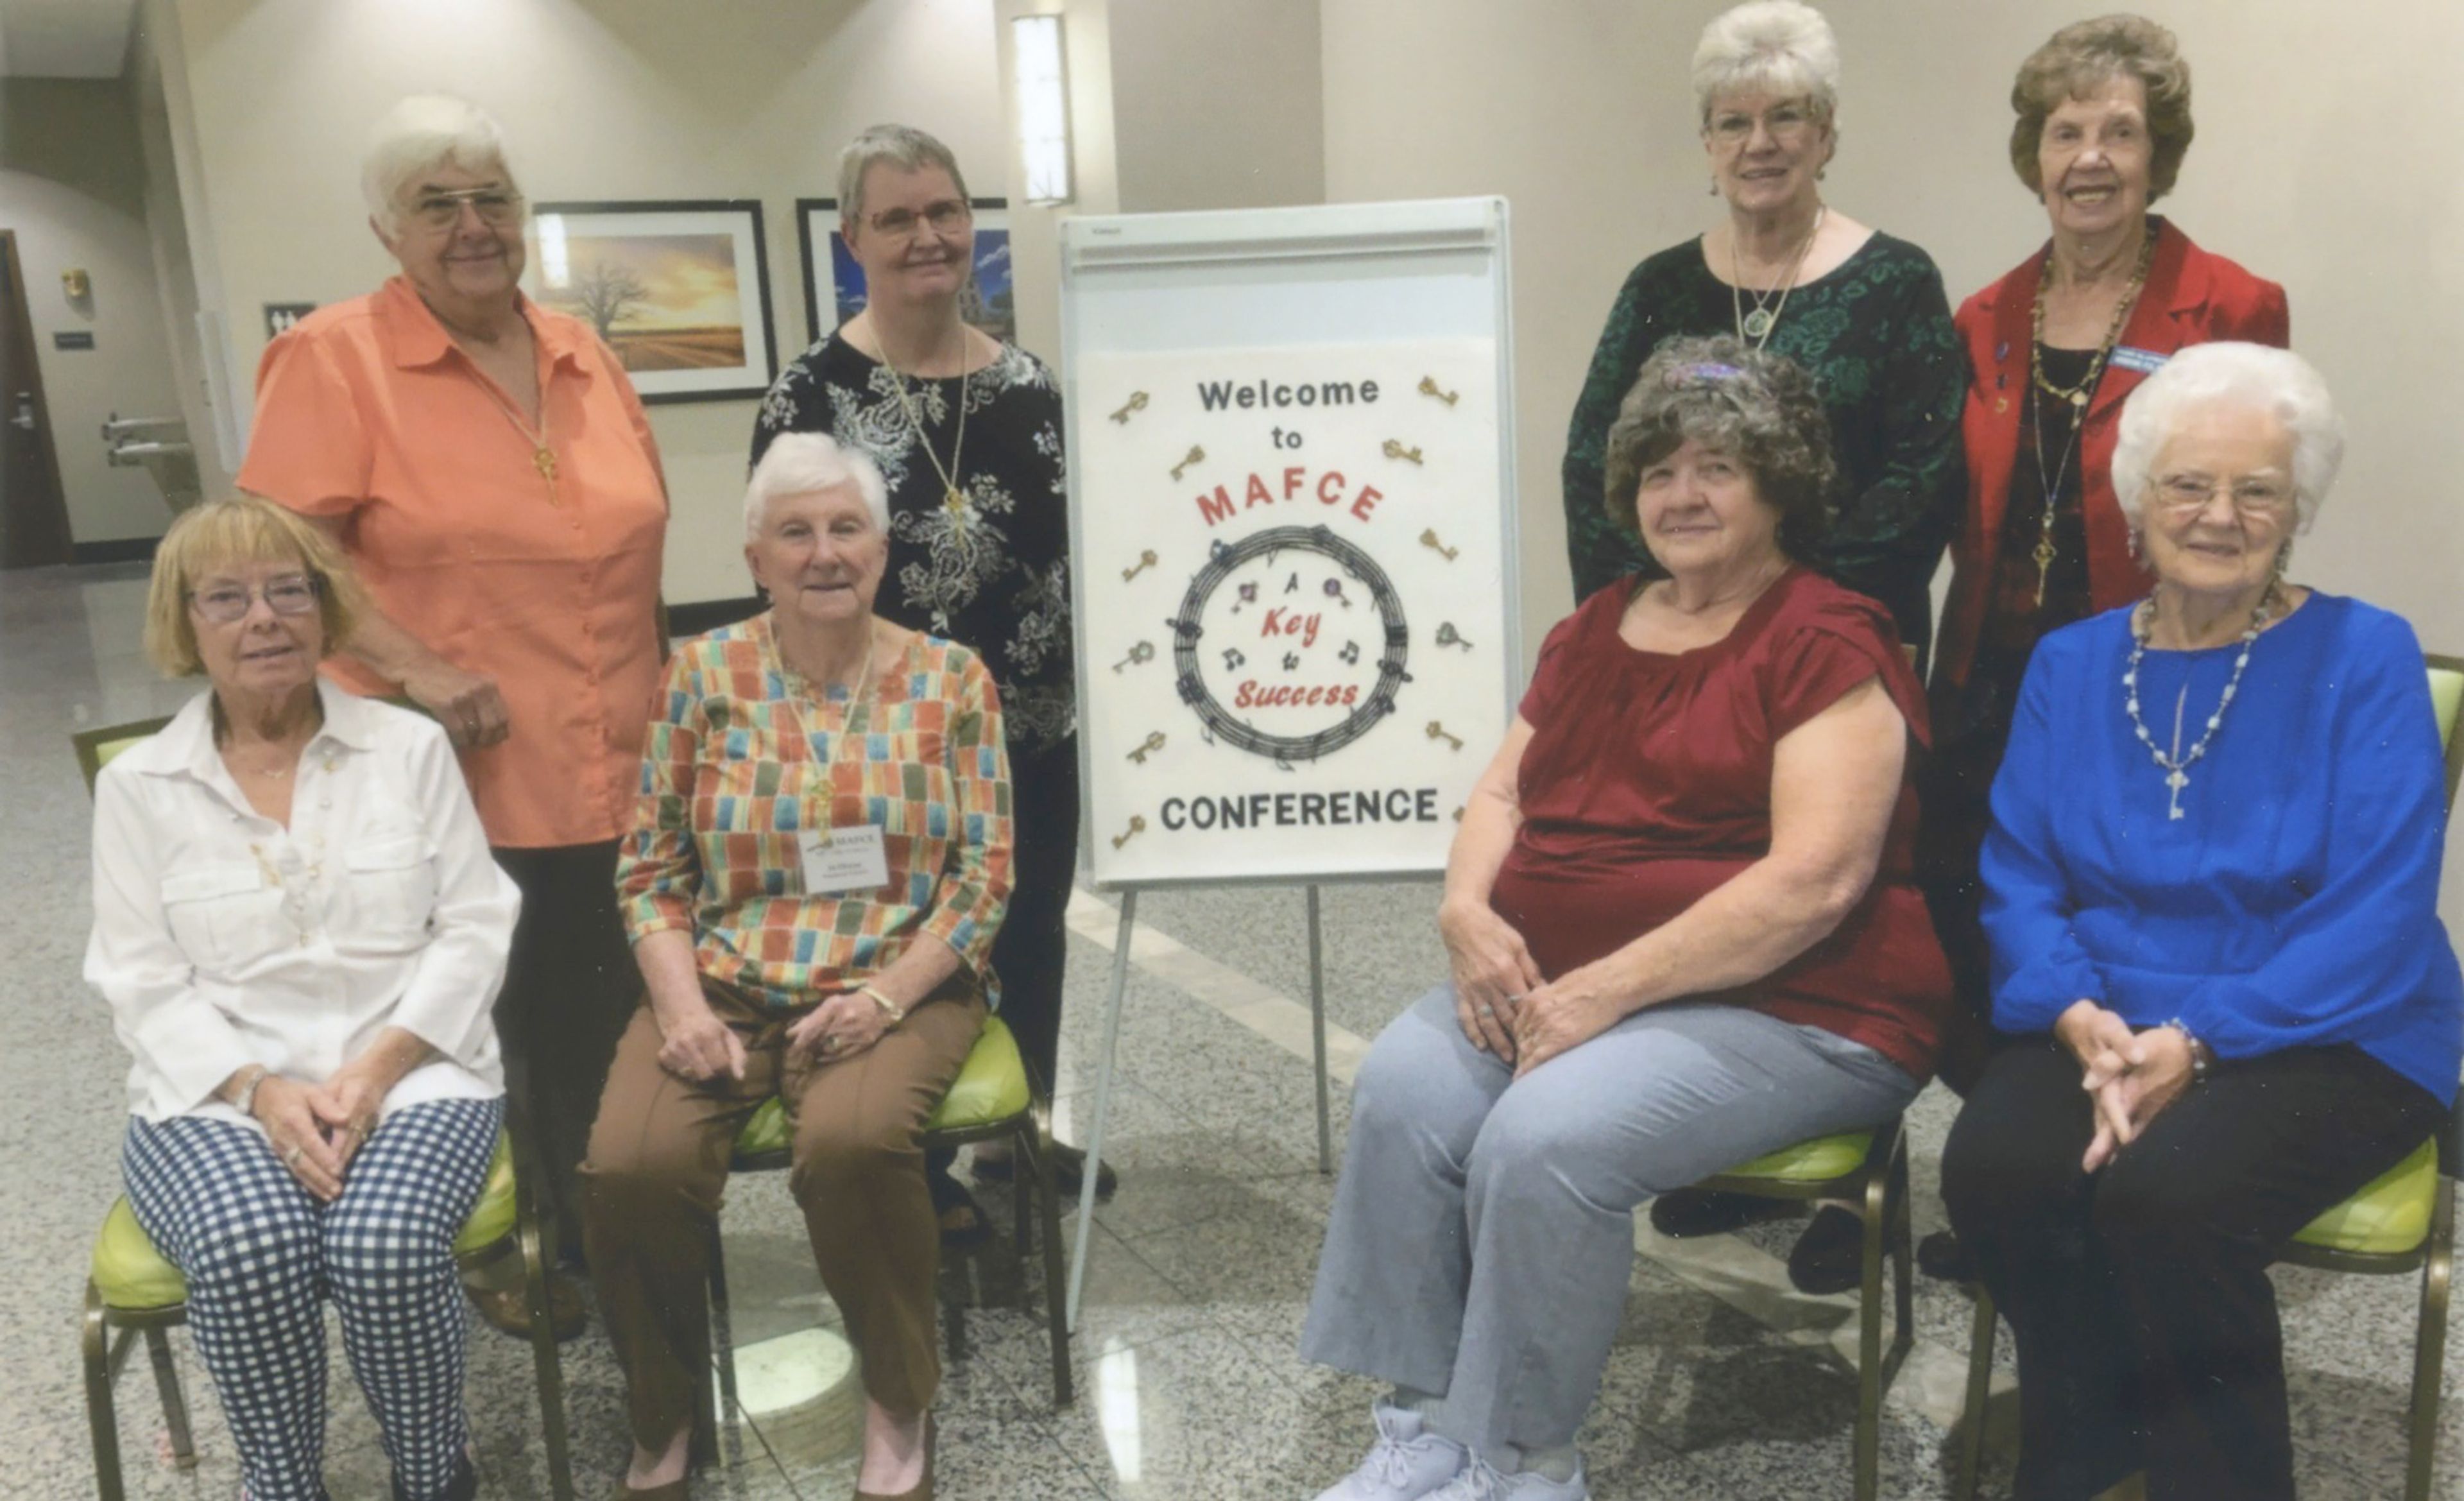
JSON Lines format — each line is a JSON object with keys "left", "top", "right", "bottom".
{"left": 1059, "top": 198, "right": 1522, "bottom": 1327}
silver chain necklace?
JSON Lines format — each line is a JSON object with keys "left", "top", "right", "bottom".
{"left": 2122, "top": 588, "right": 2277, "bottom": 820}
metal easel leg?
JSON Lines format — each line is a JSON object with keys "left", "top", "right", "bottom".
{"left": 1066, "top": 889, "right": 1138, "bottom": 1332}
{"left": 1306, "top": 884, "right": 1331, "bottom": 1175}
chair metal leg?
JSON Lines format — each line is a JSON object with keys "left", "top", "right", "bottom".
{"left": 508, "top": 1160, "right": 576, "bottom": 1501}
{"left": 1855, "top": 1156, "right": 1889, "bottom": 1501}
{"left": 1955, "top": 1287, "right": 1999, "bottom": 1501}
{"left": 1029, "top": 1110, "right": 1075, "bottom": 1406}
{"left": 1011, "top": 1133, "right": 1033, "bottom": 1298}
{"left": 82, "top": 1283, "right": 128, "bottom": 1501}
{"left": 2405, "top": 1178, "right": 2454, "bottom": 1501}
{"left": 142, "top": 1326, "right": 197, "bottom": 1469}
{"left": 700, "top": 1216, "right": 733, "bottom": 1469}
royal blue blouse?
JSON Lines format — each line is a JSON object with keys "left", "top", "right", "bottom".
{"left": 1981, "top": 592, "right": 2463, "bottom": 1104}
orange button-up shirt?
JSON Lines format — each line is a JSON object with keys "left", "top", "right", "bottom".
{"left": 237, "top": 277, "right": 669, "bottom": 848}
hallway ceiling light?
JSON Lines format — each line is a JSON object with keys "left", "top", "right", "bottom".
{"left": 1012, "top": 14, "right": 1072, "bottom": 206}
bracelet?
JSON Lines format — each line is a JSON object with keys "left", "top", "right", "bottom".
{"left": 859, "top": 985, "right": 905, "bottom": 1025}
{"left": 2162, "top": 1017, "right": 2213, "bottom": 1085}
{"left": 228, "top": 1064, "right": 270, "bottom": 1119}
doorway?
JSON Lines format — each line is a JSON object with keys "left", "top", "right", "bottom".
{"left": 0, "top": 230, "right": 73, "bottom": 569}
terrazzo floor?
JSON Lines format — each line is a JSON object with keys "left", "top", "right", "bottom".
{"left": 6, "top": 559, "right": 2459, "bottom": 1499}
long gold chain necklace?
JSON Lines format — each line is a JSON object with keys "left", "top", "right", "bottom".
{"left": 873, "top": 325, "right": 971, "bottom": 519}
{"left": 456, "top": 319, "right": 560, "bottom": 503}
{"left": 2024, "top": 228, "right": 2155, "bottom": 605}
{"left": 1731, "top": 206, "right": 1826, "bottom": 348}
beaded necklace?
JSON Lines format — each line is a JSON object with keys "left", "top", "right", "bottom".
{"left": 2122, "top": 585, "right": 2278, "bottom": 820}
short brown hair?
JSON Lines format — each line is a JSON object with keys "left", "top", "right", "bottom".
{"left": 1602, "top": 335, "right": 1838, "bottom": 562}
{"left": 2008, "top": 15, "right": 2193, "bottom": 200}
{"left": 144, "top": 496, "right": 364, "bottom": 676}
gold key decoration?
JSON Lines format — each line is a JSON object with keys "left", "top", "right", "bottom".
{"left": 1112, "top": 640, "right": 1155, "bottom": 673}
{"left": 2032, "top": 535, "right": 2057, "bottom": 607}
{"left": 1426, "top": 721, "right": 1464, "bottom": 751}
{"left": 1127, "top": 731, "right": 1166, "bottom": 765}
{"left": 1418, "top": 375, "right": 1460, "bottom": 407}
{"left": 1170, "top": 445, "right": 1205, "bottom": 482}
{"left": 1111, "top": 815, "right": 1147, "bottom": 850}
{"left": 1435, "top": 622, "right": 1473, "bottom": 650}
{"left": 1109, "top": 391, "right": 1149, "bottom": 425}
{"left": 1122, "top": 549, "right": 1158, "bottom": 582}
{"left": 1419, "top": 528, "right": 1459, "bottom": 562}
{"left": 1382, "top": 440, "right": 1425, "bottom": 465}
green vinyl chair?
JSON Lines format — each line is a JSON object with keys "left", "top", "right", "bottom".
{"left": 693, "top": 1012, "right": 1073, "bottom": 1462}
{"left": 1675, "top": 1118, "right": 1913, "bottom": 1501}
{"left": 73, "top": 716, "right": 575, "bottom": 1501}
{"left": 1953, "top": 653, "right": 2464, "bottom": 1501}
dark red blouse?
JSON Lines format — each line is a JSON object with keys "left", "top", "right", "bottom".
{"left": 1489, "top": 567, "right": 1951, "bottom": 1081}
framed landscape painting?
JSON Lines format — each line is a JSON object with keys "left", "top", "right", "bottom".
{"left": 526, "top": 200, "right": 777, "bottom": 404}
{"left": 795, "top": 197, "right": 1013, "bottom": 348}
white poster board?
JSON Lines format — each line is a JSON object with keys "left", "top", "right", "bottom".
{"left": 1062, "top": 200, "right": 1519, "bottom": 889}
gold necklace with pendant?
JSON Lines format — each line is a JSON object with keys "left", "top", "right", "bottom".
{"left": 875, "top": 325, "right": 972, "bottom": 521}
{"left": 2023, "top": 227, "right": 2155, "bottom": 603}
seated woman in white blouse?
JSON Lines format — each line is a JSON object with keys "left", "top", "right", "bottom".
{"left": 85, "top": 495, "right": 518, "bottom": 1501}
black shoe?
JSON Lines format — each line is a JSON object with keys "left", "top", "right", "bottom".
{"left": 975, "top": 1141, "right": 1120, "bottom": 1202}
{"left": 928, "top": 1168, "right": 996, "bottom": 1253}
{"left": 1918, "top": 1228, "right": 1977, "bottom": 1283}
{"left": 394, "top": 1451, "right": 477, "bottom": 1501}
{"left": 1648, "top": 1187, "right": 1797, "bottom": 1240}
{"left": 1785, "top": 1205, "right": 1871, "bottom": 1296}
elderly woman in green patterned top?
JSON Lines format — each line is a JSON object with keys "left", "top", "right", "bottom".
{"left": 1559, "top": 0, "right": 1963, "bottom": 1285}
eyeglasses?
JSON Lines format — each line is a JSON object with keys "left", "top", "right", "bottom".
{"left": 406, "top": 187, "right": 525, "bottom": 232}
{"left": 865, "top": 198, "right": 972, "bottom": 239}
{"left": 1707, "top": 102, "right": 1819, "bottom": 144}
{"left": 2152, "top": 472, "right": 2295, "bottom": 519}
{"left": 189, "top": 574, "right": 321, "bottom": 624}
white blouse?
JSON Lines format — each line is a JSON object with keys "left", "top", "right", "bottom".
{"left": 85, "top": 680, "right": 520, "bottom": 1129}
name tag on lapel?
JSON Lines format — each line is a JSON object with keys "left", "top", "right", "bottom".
{"left": 2109, "top": 346, "right": 2169, "bottom": 375}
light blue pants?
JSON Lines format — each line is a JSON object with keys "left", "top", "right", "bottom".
{"left": 1299, "top": 984, "right": 1918, "bottom": 1455}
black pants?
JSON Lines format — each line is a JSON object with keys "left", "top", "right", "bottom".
{"left": 1940, "top": 1038, "right": 2442, "bottom": 1500}
{"left": 492, "top": 839, "right": 635, "bottom": 1263}
{"left": 991, "top": 738, "right": 1079, "bottom": 1099}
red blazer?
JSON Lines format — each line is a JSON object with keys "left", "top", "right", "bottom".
{"left": 1935, "top": 218, "right": 2288, "bottom": 689}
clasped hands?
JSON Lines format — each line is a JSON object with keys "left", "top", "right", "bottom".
{"left": 247, "top": 1062, "right": 392, "bottom": 1203}
{"left": 1439, "top": 899, "right": 1621, "bottom": 1077}
{"left": 2056, "top": 999, "right": 2196, "bottom": 1172}
{"left": 653, "top": 989, "right": 894, "bottom": 1086}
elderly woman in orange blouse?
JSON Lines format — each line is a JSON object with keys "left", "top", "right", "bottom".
{"left": 237, "top": 94, "right": 668, "bottom": 1334}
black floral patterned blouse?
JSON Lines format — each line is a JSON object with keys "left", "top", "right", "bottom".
{"left": 752, "top": 335, "right": 1075, "bottom": 756}
{"left": 1560, "top": 231, "right": 1965, "bottom": 654}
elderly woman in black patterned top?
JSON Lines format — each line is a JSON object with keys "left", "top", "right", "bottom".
{"left": 750, "top": 123, "right": 1096, "bottom": 1217}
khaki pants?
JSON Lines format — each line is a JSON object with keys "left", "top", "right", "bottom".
{"left": 580, "top": 974, "right": 985, "bottom": 1449}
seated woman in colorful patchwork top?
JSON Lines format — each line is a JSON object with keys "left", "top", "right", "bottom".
{"left": 1939, "top": 343, "right": 2463, "bottom": 1501}
{"left": 581, "top": 433, "right": 1012, "bottom": 1501}
{"left": 1299, "top": 338, "right": 1950, "bottom": 1501}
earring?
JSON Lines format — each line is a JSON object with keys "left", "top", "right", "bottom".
{"left": 2126, "top": 527, "right": 2143, "bottom": 562}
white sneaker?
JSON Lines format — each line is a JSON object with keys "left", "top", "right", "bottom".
{"left": 1425, "top": 1452, "right": 1589, "bottom": 1500}
{"left": 1312, "top": 1399, "right": 1470, "bottom": 1500}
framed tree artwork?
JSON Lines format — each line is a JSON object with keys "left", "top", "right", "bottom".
{"left": 525, "top": 199, "right": 778, "bottom": 404}
{"left": 794, "top": 197, "right": 1013, "bottom": 348}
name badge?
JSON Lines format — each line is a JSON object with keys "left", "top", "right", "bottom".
{"left": 2109, "top": 346, "right": 2169, "bottom": 375}
{"left": 797, "top": 825, "right": 889, "bottom": 894}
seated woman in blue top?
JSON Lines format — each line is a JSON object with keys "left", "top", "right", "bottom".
{"left": 1939, "top": 342, "right": 2463, "bottom": 1501}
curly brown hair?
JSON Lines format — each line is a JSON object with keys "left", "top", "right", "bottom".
{"left": 2008, "top": 15, "right": 2193, "bottom": 200}
{"left": 1600, "top": 335, "right": 1838, "bottom": 563}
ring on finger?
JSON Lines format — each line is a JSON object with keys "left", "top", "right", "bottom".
{"left": 1476, "top": 1004, "right": 1494, "bottom": 1018}
{"left": 282, "top": 1144, "right": 304, "bottom": 1167}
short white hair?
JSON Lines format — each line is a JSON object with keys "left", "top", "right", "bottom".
{"left": 1692, "top": 1, "right": 1841, "bottom": 125}
{"left": 361, "top": 94, "right": 519, "bottom": 234}
{"left": 2112, "top": 343, "right": 2345, "bottom": 535}
{"left": 744, "top": 432, "right": 891, "bottom": 541}
{"left": 837, "top": 124, "right": 970, "bottom": 234}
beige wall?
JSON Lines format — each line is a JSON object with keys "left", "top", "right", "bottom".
{"left": 1109, "top": 0, "right": 1324, "bottom": 214}
{"left": 163, "top": 0, "right": 1005, "bottom": 602}
{"left": 0, "top": 78, "right": 188, "bottom": 545}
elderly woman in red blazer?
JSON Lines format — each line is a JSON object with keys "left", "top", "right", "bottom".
{"left": 1919, "top": 15, "right": 2287, "bottom": 1124}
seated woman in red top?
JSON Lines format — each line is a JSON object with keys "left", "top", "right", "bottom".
{"left": 1296, "top": 336, "right": 1951, "bottom": 1501}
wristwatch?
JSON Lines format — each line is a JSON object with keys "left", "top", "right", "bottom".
{"left": 228, "top": 1064, "right": 271, "bottom": 1119}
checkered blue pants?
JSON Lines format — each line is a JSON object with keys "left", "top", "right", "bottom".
{"left": 123, "top": 1097, "right": 502, "bottom": 1501}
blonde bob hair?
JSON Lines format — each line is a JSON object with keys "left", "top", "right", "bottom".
{"left": 144, "top": 497, "right": 364, "bottom": 677}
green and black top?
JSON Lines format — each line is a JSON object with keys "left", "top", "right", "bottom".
{"left": 1560, "top": 230, "right": 1965, "bottom": 656}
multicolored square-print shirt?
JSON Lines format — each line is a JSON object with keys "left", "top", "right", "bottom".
{"left": 616, "top": 614, "right": 1013, "bottom": 1009}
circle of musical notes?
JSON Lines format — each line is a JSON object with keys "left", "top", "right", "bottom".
{"left": 1167, "top": 524, "right": 1411, "bottom": 764}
